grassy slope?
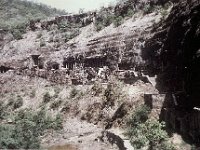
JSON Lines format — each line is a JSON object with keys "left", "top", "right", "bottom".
{"left": 0, "top": 0, "right": 66, "bottom": 29}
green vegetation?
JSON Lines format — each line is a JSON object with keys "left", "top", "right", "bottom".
{"left": 94, "top": 0, "right": 169, "bottom": 31}
{"left": 94, "top": 9, "right": 127, "bottom": 30}
{"left": 95, "top": 12, "right": 117, "bottom": 31}
{"left": 30, "top": 89, "right": 36, "bottom": 98}
{"left": 13, "top": 96, "right": 23, "bottom": 109}
{"left": 11, "top": 28, "right": 24, "bottom": 40}
{"left": 104, "top": 83, "right": 116, "bottom": 106}
{"left": 70, "top": 87, "right": 79, "bottom": 98}
{"left": 191, "top": 145, "right": 197, "bottom": 150}
{"left": 61, "top": 101, "right": 70, "bottom": 112}
{"left": 127, "top": 105, "right": 175, "bottom": 150}
{"left": 63, "top": 29, "right": 80, "bottom": 42}
{"left": 0, "top": 0, "right": 66, "bottom": 39}
{"left": 0, "top": 0, "right": 65, "bottom": 29}
{"left": 2, "top": 96, "right": 23, "bottom": 112}
{"left": 43, "top": 92, "right": 51, "bottom": 103}
{"left": 57, "top": 21, "right": 70, "bottom": 31}
{"left": 127, "top": 105, "right": 150, "bottom": 126}
{"left": 53, "top": 87, "right": 61, "bottom": 98}
{"left": 0, "top": 101, "right": 6, "bottom": 119}
{"left": 95, "top": 23, "right": 104, "bottom": 31}
{"left": 0, "top": 108, "right": 63, "bottom": 149}
{"left": 91, "top": 82, "right": 104, "bottom": 96}
{"left": 50, "top": 100, "right": 62, "bottom": 110}
{"left": 143, "top": 5, "right": 154, "bottom": 14}
{"left": 7, "top": 98, "right": 15, "bottom": 107}
{"left": 127, "top": 8, "right": 135, "bottom": 17}
{"left": 113, "top": 16, "right": 123, "bottom": 27}
{"left": 1, "top": 96, "right": 23, "bottom": 119}
{"left": 57, "top": 20, "right": 81, "bottom": 42}
{"left": 103, "top": 79, "right": 124, "bottom": 106}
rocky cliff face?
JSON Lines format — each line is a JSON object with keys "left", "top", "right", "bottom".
{"left": 0, "top": 4, "right": 167, "bottom": 86}
{"left": 2, "top": 0, "right": 200, "bottom": 147}
{"left": 144, "top": 0, "right": 200, "bottom": 108}
{"left": 143, "top": 0, "right": 200, "bottom": 143}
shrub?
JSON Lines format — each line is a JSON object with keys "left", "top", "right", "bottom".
{"left": 9, "top": 22, "right": 26, "bottom": 40}
{"left": 127, "top": 9, "right": 135, "bottom": 17}
{"left": 63, "top": 29, "right": 79, "bottom": 42}
{"left": 64, "top": 34, "right": 70, "bottom": 42}
{"left": 30, "top": 89, "right": 36, "bottom": 98}
{"left": 91, "top": 82, "right": 104, "bottom": 96}
{"left": 113, "top": 16, "right": 123, "bottom": 27}
{"left": 143, "top": 5, "right": 154, "bottom": 14}
{"left": 61, "top": 101, "right": 70, "bottom": 113}
{"left": 12, "top": 29, "right": 23, "bottom": 40}
{"left": 95, "top": 13, "right": 114, "bottom": 31}
{"left": 76, "top": 91, "right": 85, "bottom": 100}
{"left": 14, "top": 119, "right": 40, "bottom": 149}
{"left": 95, "top": 23, "right": 104, "bottom": 31}
{"left": 13, "top": 96, "right": 23, "bottom": 109}
{"left": 127, "top": 105, "right": 150, "bottom": 127}
{"left": 51, "top": 114, "right": 63, "bottom": 130}
{"left": 57, "top": 21, "right": 69, "bottom": 30}
{"left": 70, "top": 87, "right": 78, "bottom": 98}
{"left": 0, "top": 124, "right": 18, "bottom": 149}
{"left": 103, "top": 15, "right": 114, "bottom": 26}
{"left": 0, "top": 108, "right": 63, "bottom": 149}
{"left": 50, "top": 100, "right": 62, "bottom": 110}
{"left": 160, "top": 9, "right": 168, "bottom": 18}
{"left": 53, "top": 87, "right": 60, "bottom": 98}
{"left": 103, "top": 83, "right": 120, "bottom": 106}
{"left": 7, "top": 98, "right": 14, "bottom": 107}
{"left": 43, "top": 92, "right": 51, "bottom": 103}
{"left": 191, "top": 145, "right": 197, "bottom": 150}
{"left": 0, "top": 101, "right": 5, "bottom": 119}
{"left": 127, "top": 105, "right": 175, "bottom": 149}
{"left": 104, "top": 83, "right": 115, "bottom": 104}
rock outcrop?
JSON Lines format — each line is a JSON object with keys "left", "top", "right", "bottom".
{"left": 144, "top": 0, "right": 200, "bottom": 108}
{"left": 143, "top": 0, "right": 200, "bottom": 143}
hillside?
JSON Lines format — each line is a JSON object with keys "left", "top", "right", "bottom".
{"left": 0, "top": 0, "right": 199, "bottom": 149}
{"left": 0, "top": 0, "right": 66, "bottom": 30}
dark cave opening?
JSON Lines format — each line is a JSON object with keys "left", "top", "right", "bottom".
{"left": 0, "top": 66, "right": 11, "bottom": 73}
{"left": 31, "top": 55, "right": 40, "bottom": 66}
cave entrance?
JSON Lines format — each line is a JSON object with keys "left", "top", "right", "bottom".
{"left": 63, "top": 56, "right": 75, "bottom": 70}
{"left": 118, "top": 62, "right": 132, "bottom": 70}
{"left": 84, "top": 55, "right": 106, "bottom": 68}
{"left": 0, "top": 66, "right": 11, "bottom": 73}
{"left": 31, "top": 55, "right": 40, "bottom": 66}
{"left": 52, "top": 63, "right": 59, "bottom": 70}
{"left": 47, "top": 61, "right": 59, "bottom": 70}
{"left": 63, "top": 61, "right": 74, "bottom": 70}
